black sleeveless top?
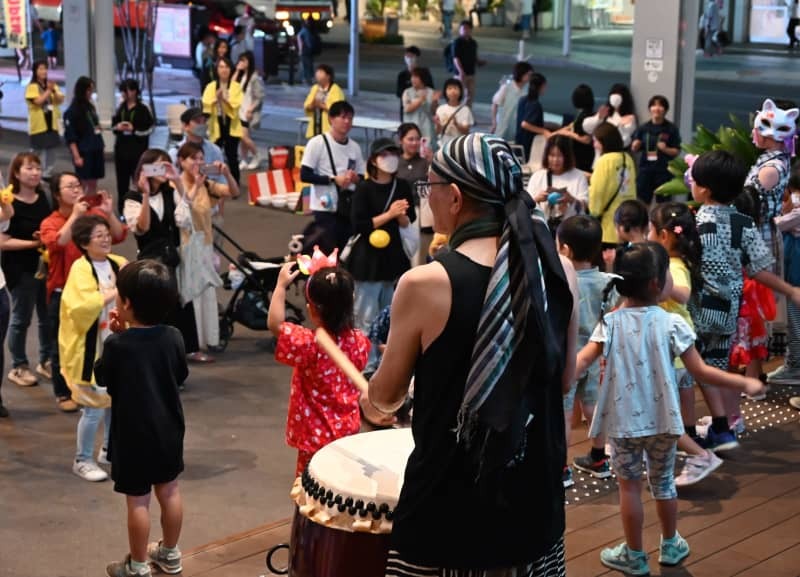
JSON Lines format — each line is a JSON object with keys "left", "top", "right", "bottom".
{"left": 391, "top": 250, "right": 567, "bottom": 568}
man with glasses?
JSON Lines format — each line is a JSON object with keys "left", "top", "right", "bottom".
{"left": 299, "top": 101, "right": 365, "bottom": 253}
{"left": 39, "top": 172, "right": 126, "bottom": 414}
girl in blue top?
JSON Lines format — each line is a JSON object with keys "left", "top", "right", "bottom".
{"left": 576, "top": 242, "right": 764, "bottom": 576}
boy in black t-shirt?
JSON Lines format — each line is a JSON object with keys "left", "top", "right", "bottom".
{"left": 631, "top": 95, "right": 681, "bottom": 204}
{"left": 97, "top": 260, "right": 188, "bottom": 577}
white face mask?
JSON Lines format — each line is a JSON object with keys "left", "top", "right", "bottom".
{"left": 404, "top": 55, "right": 417, "bottom": 68}
{"left": 376, "top": 154, "right": 399, "bottom": 174}
{"left": 91, "top": 92, "right": 99, "bottom": 103}
{"left": 609, "top": 93, "right": 623, "bottom": 109}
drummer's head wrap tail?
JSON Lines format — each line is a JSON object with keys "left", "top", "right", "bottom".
{"left": 433, "top": 133, "right": 570, "bottom": 480}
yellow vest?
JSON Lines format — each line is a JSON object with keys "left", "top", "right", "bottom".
{"left": 202, "top": 80, "right": 244, "bottom": 142}
{"left": 303, "top": 82, "right": 345, "bottom": 139}
{"left": 25, "top": 82, "right": 64, "bottom": 135}
{"left": 59, "top": 254, "right": 127, "bottom": 408}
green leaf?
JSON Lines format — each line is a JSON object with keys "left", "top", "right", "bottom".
{"left": 655, "top": 177, "right": 690, "bottom": 197}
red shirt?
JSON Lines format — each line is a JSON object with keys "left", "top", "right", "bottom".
{"left": 275, "top": 322, "right": 370, "bottom": 454}
{"left": 40, "top": 209, "right": 127, "bottom": 300}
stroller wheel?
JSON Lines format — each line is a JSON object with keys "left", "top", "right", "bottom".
{"left": 219, "top": 316, "right": 234, "bottom": 350}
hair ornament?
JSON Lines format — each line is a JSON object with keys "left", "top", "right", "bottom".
{"left": 297, "top": 245, "right": 338, "bottom": 276}
{"left": 673, "top": 225, "right": 683, "bottom": 235}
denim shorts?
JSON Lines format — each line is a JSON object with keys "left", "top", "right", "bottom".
{"left": 675, "top": 367, "right": 693, "bottom": 389}
{"left": 563, "top": 362, "right": 600, "bottom": 412}
{"left": 609, "top": 434, "right": 679, "bottom": 500}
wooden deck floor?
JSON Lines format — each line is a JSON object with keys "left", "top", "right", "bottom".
{"left": 179, "top": 386, "right": 800, "bottom": 577}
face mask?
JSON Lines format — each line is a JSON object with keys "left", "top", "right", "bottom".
{"left": 190, "top": 124, "right": 207, "bottom": 138}
{"left": 609, "top": 93, "right": 623, "bottom": 109}
{"left": 404, "top": 55, "right": 417, "bottom": 68}
{"left": 91, "top": 92, "right": 98, "bottom": 103}
{"left": 376, "top": 154, "right": 399, "bottom": 174}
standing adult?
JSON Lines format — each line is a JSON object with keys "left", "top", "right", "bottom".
{"left": 63, "top": 76, "right": 104, "bottom": 195}
{"left": 123, "top": 149, "right": 205, "bottom": 362}
{"left": 453, "top": 21, "right": 485, "bottom": 108}
{"left": 520, "top": 0, "right": 534, "bottom": 39}
{"left": 40, "top": 172, "right": 126, "bottom": 413}
{"left": 347, "top": 138, "right": 415, "bottom": 332}
{"left": 112, "top": 78, "right": 155, "bottom": 215}
{"left": 397, "top": 123, "right": 434, "bottom": 264}
{"left": 303, "top": 64, "right": 345, "bottom": 139}
{"left": 788, "top": 0, "right": 800, "bottom": 49}
{"left": 168, "top": 108, "right": 227, "bottom": 185}
{"left": 25, "top": 60, "right": 64, "bottom": 178}
{"left": 176, "top": 142, "right": 239, "bottom": 356}
{"left": 515, "top": 72, "right": 550, "bottom": 160}
{"left": 202, "top": 57, "right": 243, "bottom": 184}
{"left": 582, "top": 83, "right": 637, "bottom": 150}
{"left": 490, "top": 61, "right": 533, "bottom": 142}
{"left": 589, "top": 122, "right": 637, "bottom": 246}
{"left": 630, "top": 95, "right": 681, "bottom": 204}
{"left": 0, "top": 188, "right": 14, "bottom": 417}
{"left": 701, "top": 0, "right": 723, "bottom": 56}
{"left": 441, "top": 0, "right": 456, "bottom": 40}
{"left": 299, "top": 101, "right": 365, "bottom": 253}
{"left": 229, "top": 26, "right": 248, "bottom": 64}
{"left": 396, "top": 47, "right": 434, "bottom": 121}
{"left": 366, "top": 133, "right": 574, "bottom": 576}
{"left": 402, "top": 68, "right": 437, "bottom": 145}
{"left": 234, "top": 51, "right": 265, "bottom": 170}
{"left": 211, "top": 39, "right": 231, "bottom": 83}
{"left": 1, "top": 153, "right": 52, "bottom": 389}
{"left": 297, "top": 18, "right": 317, "bottom": 86}
{"left": 234, "top": 4, "right": 256, "bottom": 51}
{"left": 194, "top": 28, "right": 217, "bottom": 92}
{"left": 554, "top": 83, "right": 595, "bottom": 173}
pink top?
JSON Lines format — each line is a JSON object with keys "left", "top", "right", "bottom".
{"left": 275, "top": 322, "right": 370, "bottom": 454}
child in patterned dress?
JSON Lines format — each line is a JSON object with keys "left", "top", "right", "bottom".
{"left": 268, "top": 254, "right": 371, "bottom": 477}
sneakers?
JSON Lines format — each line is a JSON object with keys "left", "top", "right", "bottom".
{"left": 246, "top": 155, "right": 262, "bottom": 170}
{"left": 8, "top": 365, "right": 38, "bottom": 387}
{"left": 562, "top": 466, "right": 575, "bottom": 489}
{"left": 238, "top": 159, "right": 248, "bottom": 170}
{"left": 147, "top": 541, "right": 183, "bottom": 574}
{"left": 36, "top": 361, "right": 52, "bottom": 380}
{"left": 573, "top": 453, "right": 612, "bottom": 479}
{"left": 659, "top": 532, "right": 690, "bottom": 566}
{"left": 106, "top": 555, "right": 152, "bottom": 577}
{"left": 600, "top": 542, "right": 650, "bottom": 575}
{"left": 57, "top": 396, "right": 79, "bottom": 413}
{"left": 98, "top": 447, "right": 111, "bottom": 466}
{"left": 72, "top": 460, "right": 108, "bottom": 482}
{"left": 766, "top": 364, "right": 800, "bottom": 386}
{"left": 675, "top": 450, "right": 723, "bottom": 487}
{"left": 731, "top": 415, "right": 746, "bottom": 435}
{"left": 706, "top": 427, "right": 739, "bottom": 452}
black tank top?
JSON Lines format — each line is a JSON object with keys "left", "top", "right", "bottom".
{"left": 391, "top": 250, "right": 567, "bottom": 568}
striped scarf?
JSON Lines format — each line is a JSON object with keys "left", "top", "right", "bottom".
{"left": 433, "top": 133, "right": 569, "bottom": 479}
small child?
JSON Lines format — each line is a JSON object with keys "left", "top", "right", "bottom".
{"left": 604, "top": 198, "right": 649, "bottom": 272}
{"left": 557, "top": 215, "right": 615, "bottom": 487}
{"left": 41, "top": 22, "right": 60, "bottom": 69}
{"left": 96, "top": 259, "right": 188, "bottom": 577}
{"left": 268, "top": 248, "right": 372, "bottom": 477}
{"left": 649, "top": 202, "right": 723, "bottom": 487}
{"left": 576, "top": 242, "right": 764, "bottom": 576}
{"left": 688, "top": 151, "right": 800, "bottom": 452}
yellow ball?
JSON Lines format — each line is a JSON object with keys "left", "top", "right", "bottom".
{"left": 369, "top": 229, "right": 390, "bottom": 249}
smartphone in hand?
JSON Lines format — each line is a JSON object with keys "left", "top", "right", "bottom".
{"left": 141, "top": 163, "right": 168, "bottom": 178}
{"left": 201, "top": 163, "right": 223, "bottom": 176}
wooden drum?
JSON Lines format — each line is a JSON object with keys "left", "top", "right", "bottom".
{"left": 286, "top": 428, "right": 414, "bottom": 577}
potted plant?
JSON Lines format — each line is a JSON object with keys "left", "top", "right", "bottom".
{"left": 536, "top": 0, "right": 553, "bottom": 30}
{"left": 361, "top": 0, "right": 404, "bottom": 42}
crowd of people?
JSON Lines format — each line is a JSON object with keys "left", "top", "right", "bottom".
{"left": 4, "top": 21, "right": 800, "bottom": 577}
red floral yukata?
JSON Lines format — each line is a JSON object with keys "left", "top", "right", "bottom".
{"left": 275, "top": 322, "right": 370, "bottom": 477}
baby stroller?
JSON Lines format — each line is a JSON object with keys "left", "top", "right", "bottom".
{"left": 213, "top": 225, "right": 305, "bottom": 351}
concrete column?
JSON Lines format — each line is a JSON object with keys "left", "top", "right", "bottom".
{"left": 348, "top": 0, "right": 359, "bottom": 97}
{"left": 62, "top": 0, "right": 92, "bottom": 98}
{"left": 92, "top": 0, "right": 115, "bottom": 133}
{"left": 732, "top": 0, "right": 748, "bottom": 43}
{"left": 630, "top": 0, "right": 699, "bottom": 142}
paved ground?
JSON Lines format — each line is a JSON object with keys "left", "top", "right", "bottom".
{"left": 1, "top": 19, "right": 800, "bottom": 577}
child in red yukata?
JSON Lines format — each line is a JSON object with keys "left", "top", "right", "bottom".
{"left": 268, "top": 247, "right": 371, "bottom": 477}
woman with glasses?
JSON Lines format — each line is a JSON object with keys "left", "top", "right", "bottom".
{"left": 40, "top": 172, "right": 126, "bottom": 413}
{"left": 366, "top": 133, "right": 575, "bottom": 576}
{"left": 60, "top": 214, "right": 127, "bottom": 482}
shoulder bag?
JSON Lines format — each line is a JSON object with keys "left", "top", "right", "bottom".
{"left": 322, "top": 134, "right": 355, "bottom": 219}
{"left": 176, "top": 192, "right": 222, "bottom": 305}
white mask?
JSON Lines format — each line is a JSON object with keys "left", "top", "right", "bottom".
{"left": 609, "top": 93, "right": 623, "bottom": 109}
{"left": 404, "top": 55, "right": 417, "bottom": 68}
{"left": 376, "top": 154, "right": 399, "bottom": 174}
{"left": 91, "top": 92, "right": 99, "bottom": 103}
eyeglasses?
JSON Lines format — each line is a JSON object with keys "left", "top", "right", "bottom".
{"left": 415, "top": 180, "right": 452, "bottom": 199}
{"left": 60, "top": 182, "right": 83, "bottom": 191}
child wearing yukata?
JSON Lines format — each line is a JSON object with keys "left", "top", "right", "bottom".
{"left": 267, "top": 247, "right": 372, "bottom": 477}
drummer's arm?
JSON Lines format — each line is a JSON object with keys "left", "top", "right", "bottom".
{"left": 367, "top": 270, "right": 429, "bottom": 413}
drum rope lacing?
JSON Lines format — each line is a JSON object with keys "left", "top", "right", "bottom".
{"left": 301, "top": 467, "right": 395, "bottom": 521}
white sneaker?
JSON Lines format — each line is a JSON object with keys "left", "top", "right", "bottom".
{"left": 72, "top": 460, "right": 108, "bottom": 482}
{"left": 246, "top": 155, "right": 262, "bottom": 170}
{"left": 98, "top": 447, "right": 111, "bottom": 465}
{"left": 675, "top": 451, "right": 723, "bottom": 487}
{"left": 766, "top": 364, "right": 800, "bottom": 386}
{"left": 696, "top": 415, "right": 712, "bottom": 438}
{"left": 238, "top": 159, "right": 248, "bottom": 170}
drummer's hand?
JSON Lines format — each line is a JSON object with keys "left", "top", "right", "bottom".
{"left": 360, "top": 391, "right": 397, "bottom": 427}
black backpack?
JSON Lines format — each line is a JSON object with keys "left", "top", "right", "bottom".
{"left": 443, "top": 40, "right": 456, "bottom": 74}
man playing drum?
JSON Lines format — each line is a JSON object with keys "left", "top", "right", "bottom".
{"left": 364, "top": 133, "right": 577, "bottom": 577}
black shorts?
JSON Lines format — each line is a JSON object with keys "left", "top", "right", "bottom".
{"left": 47, "top": 50, "right": 57, "bottom": 58}
{"left": 114, "top": 469, "right": 181, "bottom": 497}
{"left": 75, "top": 149, "right": 105, "bottom": 181}
{"left": 241, "top": 119, "right": 250, "bottom": 129}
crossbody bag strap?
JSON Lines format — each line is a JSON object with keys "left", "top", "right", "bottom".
{"left": 599, "top": 152, "right": 627, "bottom": 218}
{"left": 439, "top": 104, "right": 465, "bottom": 137}
{"left": 322, "top": 134, "right": 341, "bottom": 193}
